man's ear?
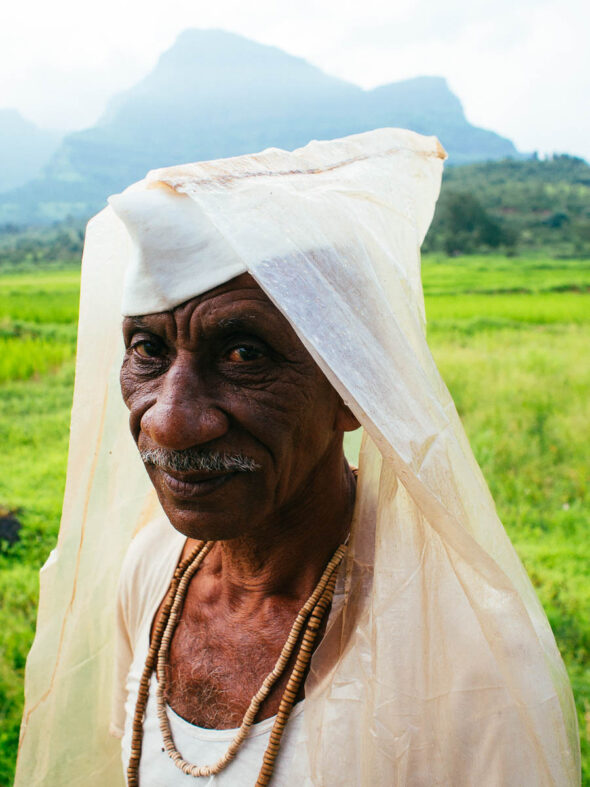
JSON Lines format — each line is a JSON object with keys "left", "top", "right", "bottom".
{"left": 335, "top": 399, "right": 361, "bottom": 432}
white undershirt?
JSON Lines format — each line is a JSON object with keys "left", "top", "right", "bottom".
{"left": 121, "top": 640, "right": 306, "bottom": 785}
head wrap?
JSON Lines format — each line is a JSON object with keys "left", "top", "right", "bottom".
{"left": 16, "top": 128, "right": 579, "bottom": 785}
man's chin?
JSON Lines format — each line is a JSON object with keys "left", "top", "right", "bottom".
{"left": 157, "top": 498, "right": 255, "bottom": 542}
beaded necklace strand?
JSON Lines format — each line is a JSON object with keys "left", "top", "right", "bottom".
{"left": 128, "top": 540, "right": 213, "bottom": 786}
{"left": 127, "top": 539, "right": 347, "bottom": 786}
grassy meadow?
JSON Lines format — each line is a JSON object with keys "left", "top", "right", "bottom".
{"left": 0, "top": 256, "right": 588, "bottom": 784}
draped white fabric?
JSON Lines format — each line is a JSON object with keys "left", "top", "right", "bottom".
{"left": 16, "top": 129, "right": 579, "bottom": 785}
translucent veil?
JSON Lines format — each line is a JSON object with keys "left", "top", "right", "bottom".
{"left": 16, "top": 129, "right": 579, "bottom": 785}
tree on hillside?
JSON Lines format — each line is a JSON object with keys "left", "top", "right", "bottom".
{"left": 425, "top": 190, "right": 516, "bottom": 255}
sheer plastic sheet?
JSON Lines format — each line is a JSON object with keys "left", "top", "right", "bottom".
{"left": 15, "top": 212, "right": 162, "bottom": 786}
{"left": 16, "top": 129, "right": 579, "bottom": 785}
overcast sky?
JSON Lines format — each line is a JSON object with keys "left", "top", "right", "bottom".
{"left": 1, "top": 0, "right": 588, "bottom": 160}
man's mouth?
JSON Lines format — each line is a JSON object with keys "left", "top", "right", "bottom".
{"left": 139, "top": 447, "right": 261, "bottom": 499}
{"left": 159, "top": 468, "right": 237, "bottom": 498}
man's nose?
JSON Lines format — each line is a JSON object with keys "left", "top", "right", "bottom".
{"left": 140, "top": 361, "right": 229, "bottom": 450}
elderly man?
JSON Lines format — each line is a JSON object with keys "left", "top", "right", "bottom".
{"left": 17, "top": 129, "right": 579, "bottom": 786}
{"left": 115, "top": 271, "right": 359, "bottom": 785}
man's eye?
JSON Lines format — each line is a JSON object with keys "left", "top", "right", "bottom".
{"left": 131, "top": 340, "right": 163, "bottom": 359}
{"left": 226, "top": 345, "right": 264, "bottom": 363}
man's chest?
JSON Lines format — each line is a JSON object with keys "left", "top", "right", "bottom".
{"left": 158, "top": 602, "right": 303, "bottom": 730}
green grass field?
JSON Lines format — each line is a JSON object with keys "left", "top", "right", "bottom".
{"left": 0, "top": 257, "right": 588, "bottom": 784}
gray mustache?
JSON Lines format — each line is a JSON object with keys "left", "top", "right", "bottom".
{"left": 140, "top": 447, "right": 261, "bottom": 474}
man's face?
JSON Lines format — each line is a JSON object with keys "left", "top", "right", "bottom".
{"left": 120, "top": 274, "right": 355, "bottom": 541}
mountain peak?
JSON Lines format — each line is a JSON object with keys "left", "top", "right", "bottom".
{"left": 0, "top": 29, "right": 520, "bottom": 222}
{"left": 158, "top": 28, "right": 310, "bottom": 73}
{"left": 0, "top": 108, "right": 39, "bottom": 132}
{"left": 0, "top": 113, "right": 63, "bottom": 194}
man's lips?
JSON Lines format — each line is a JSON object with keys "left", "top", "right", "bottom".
{"left": 158, "top": 469, "right": 237, "bottom": 498}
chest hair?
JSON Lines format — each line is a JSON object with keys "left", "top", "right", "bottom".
{"left": 161, "top": 600, "right": 303, "bottom": 729}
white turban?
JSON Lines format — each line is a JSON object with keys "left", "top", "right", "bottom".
{"left": 16, "top": 129, "right": 579, "bottom": 786}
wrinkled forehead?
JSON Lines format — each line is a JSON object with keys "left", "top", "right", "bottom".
{"left": 123, "top": 272, "right": 274, "bottom": 323}
{"left": 121, "top": 272, "right": 308, "bottom": 354}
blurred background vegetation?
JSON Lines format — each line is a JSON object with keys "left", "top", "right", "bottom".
{"left": 424, "top": 154, "right": 590, "bottom": 257}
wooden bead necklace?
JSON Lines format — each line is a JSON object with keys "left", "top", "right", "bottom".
{"left": 127, "top": 539, "right": 347, "bottom": 786}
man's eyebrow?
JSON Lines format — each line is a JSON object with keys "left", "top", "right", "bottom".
{"left": 215, "top": 316, "right": 267, "bottom": 332}
{"left": 123, "top": 317, "right": 152, "bottom": 330}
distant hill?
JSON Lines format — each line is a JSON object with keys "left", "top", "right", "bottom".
{"left": 423, "top": 155, "right": 590, "bottom": 257}
{"left": 0, "top": 29, "right": 522, "bottom": 225}
{"left": 0, "top": 110, "right": 63, "bottom": 194}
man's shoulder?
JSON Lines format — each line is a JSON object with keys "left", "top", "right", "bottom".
{"left": 122, "top": 517, "right": 184, "bottom": 573}
{"left": 117, "top": 517, "right": 186, "bottom": 646}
